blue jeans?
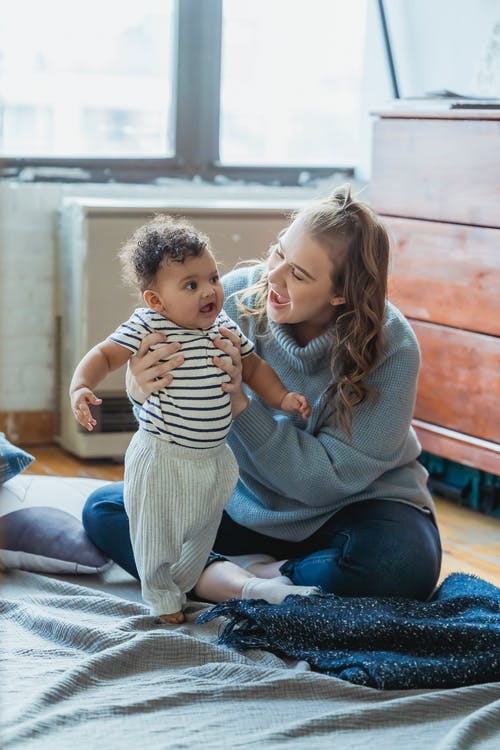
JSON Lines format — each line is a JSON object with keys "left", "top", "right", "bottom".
{"left": 82, "top": 482, "right": 442, "bottom": 600}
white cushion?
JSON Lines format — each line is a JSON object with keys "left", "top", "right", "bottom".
{"left": 0, "top": 475, "right": 112, "bottom": 574}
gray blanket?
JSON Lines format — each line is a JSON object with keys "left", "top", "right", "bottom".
{"left": 2, "top": 570, "right": 500, "bottom": 749}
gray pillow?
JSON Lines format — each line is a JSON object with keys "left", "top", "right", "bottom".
{"left": 0, "top": 475, "right": 111, "bottom": 574}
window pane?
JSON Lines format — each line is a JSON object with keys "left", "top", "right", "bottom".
{"left": 0, "top": 1, "right": 176, "bottom": 158}
{"left": 383, "top": 0, "right": 500, "bottom": 99}
{"left": 220, "top": 0, "right": 367, "bottom": 167}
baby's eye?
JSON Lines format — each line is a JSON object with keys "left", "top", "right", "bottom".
{"left": 210, "top": 274, "right": 220, "bottom": 284}
{"left": 185, "top": 281, "right": 197, "bottom": 290}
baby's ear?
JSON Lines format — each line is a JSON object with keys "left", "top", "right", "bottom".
{"left": 143, "top": 289, "right": 164, "bottom": 313}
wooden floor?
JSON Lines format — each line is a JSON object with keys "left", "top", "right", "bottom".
{"left": 23, "top": 443, "right": 500, "bottom": 589}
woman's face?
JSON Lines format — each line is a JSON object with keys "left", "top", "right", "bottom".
{"left": 266, "top": 219, "right": 344, "bottom": 341}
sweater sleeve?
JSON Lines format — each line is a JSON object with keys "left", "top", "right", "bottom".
{"left": 230, "top": 337, "right": 421, "bottom": 508}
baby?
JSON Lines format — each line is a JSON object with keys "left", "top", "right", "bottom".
{"left": 70, "top": 214, "right": 310, "bottom": 623}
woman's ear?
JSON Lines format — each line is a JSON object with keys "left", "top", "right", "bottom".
{"left": 330, "top": 295, "right": 345, "bottom": 307}
{"left": 143, "top": 289, "right": 164, "bottom": 313}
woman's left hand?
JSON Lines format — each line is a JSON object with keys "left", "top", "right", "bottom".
{"left": 213, "top": 326, "right": 249, "bottom": 418}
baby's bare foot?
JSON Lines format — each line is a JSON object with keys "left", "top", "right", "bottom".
{"left": 159, "top": 611, "right": 185, "bottom": 624}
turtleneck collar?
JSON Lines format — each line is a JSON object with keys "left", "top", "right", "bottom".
{"left": 268, "top": 320, "right": 334, "bottom": 374}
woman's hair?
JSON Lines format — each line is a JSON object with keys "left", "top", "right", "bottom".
{"left": 238, "top": 185, "right": 389, "bottom": 436}
{"left": 118, "top": 214, "right": 210, "bottom": 292}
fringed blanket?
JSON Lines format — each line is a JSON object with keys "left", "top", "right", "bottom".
{"left": 198, "top": 573, "right": 500, "bottom": 690}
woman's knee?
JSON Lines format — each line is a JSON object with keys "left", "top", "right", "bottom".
{"left": 285, "top": 542, "right": 437, "bottom": 599}
{"left": 82, "top": 481, "right": 138, "bottom": 579}
{"left": 82, "top": 481, "right": 125, "bottom": 539}
{"left": 282, "top": 506, "right": 441, "bottom": 600}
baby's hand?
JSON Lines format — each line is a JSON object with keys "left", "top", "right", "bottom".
{"left": 280, "top": 392, "right": 311, "bottom": 420}
{"left": 70, "top": 388, "right": 102, "bottom": 431}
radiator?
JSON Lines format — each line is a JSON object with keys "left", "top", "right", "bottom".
{"left": 56, "top": 197, "right": 297, "bottom": 458}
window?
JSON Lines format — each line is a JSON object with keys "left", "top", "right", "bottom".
{"left": 0, "top": 0, "right": 175, "bottom": 158}
{"left": 220, "top": 0, "right": 367, "bottom": 168}
{"left": 0, "top": 0, "right": 371, "bottom": 184}
{"left": 381, "top": 0, "right": 500, "bottom": 99}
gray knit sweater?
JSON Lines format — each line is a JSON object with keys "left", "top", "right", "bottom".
{"left": 222, "top": 264, "right": 434, "bottom": 542}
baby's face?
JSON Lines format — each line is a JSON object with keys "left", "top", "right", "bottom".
{"left": 147, "top": 249, "right": 224, "bottom": 329}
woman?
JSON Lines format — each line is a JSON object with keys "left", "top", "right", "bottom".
{"left": 83, "top": 186, "right": 441, "bottom": 604}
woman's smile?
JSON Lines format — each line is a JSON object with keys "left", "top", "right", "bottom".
{"left": 268, "top": 288, "right": 290, "bottom": 308}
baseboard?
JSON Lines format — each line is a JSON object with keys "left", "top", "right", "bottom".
{"left": 0, "top": 411, "right": 54, "bottom": 445}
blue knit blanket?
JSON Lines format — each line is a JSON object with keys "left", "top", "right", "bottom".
{"left": 198, "top": 573, "right": 500, "bottom": 690}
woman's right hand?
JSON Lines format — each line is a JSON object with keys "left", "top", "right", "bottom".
{"left": 214, "top": 326, "right": 249, "bottom": 418}
{"left": 126, "top": 333, "right": 184, "bottom": 404}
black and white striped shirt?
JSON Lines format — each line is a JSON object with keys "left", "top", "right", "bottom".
{"left": 110, "top": 308, "right": 254, "bottom": 449}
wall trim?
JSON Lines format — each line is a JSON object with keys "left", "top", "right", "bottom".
{"left": 0, "top": 411, "right": 54, "bottom": 445}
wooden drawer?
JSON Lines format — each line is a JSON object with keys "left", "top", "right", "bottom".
{"left": 371, "top": 117, "right": 500, "bottom": 227}
{"left": 410, "top": 320, "right": 500, "bottom": 444}
{"left": 387, "top": 217, "right": 500, "bottom": 336}
{"left": 413, "top": 419, "right": 500, "bottom": 476}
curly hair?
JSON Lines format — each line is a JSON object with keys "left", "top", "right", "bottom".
{"left": 118, "top": 214, "right": 210, "bottom": 293}
{"left": 237, "top": 185, "right": 389, "bottom": 437}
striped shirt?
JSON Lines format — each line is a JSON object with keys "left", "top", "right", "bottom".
{"left": 110, "top": 308, "right": 254, "bottom": 449}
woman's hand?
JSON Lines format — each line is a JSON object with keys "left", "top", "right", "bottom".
{"left": 125, "top": 333, "right": 184, "bottom": 404}
{"left": 214, "top": 326, "right": 249, "bottom": 418}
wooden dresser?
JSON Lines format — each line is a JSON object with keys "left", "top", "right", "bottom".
{"left": 369, "top": 103, "right": 500, "bottom": 476}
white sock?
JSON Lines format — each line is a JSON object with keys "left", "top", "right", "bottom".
{"left": 274, "top": 575, "right": 294, "bottom": 585}
{"left": 225, "top": 553, "right": 277, "bottom": 570}
{"left": 241, "top": 577, "right": 320, "bottom": 605}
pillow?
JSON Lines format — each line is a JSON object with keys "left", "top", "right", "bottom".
{"left": 0, "top": 432, "right": 35, "bottom": 483}
{"left": 0, "top": 474, "right": 112, "bottom": 574}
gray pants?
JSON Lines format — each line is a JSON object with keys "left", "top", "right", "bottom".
{"left": 124, "top": 430, "right": 239, "bottom": 616}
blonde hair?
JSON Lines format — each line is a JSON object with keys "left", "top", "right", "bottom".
{"left": 238, "top": 185, "right": 389, "bottom": 436}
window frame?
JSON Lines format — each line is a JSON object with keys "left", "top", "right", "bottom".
{"left": 1, "top": 0, "right": 355, "bottom": 186}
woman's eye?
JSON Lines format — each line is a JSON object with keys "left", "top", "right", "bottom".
{"left": 270, "top": 244, "right": 282, "bottom": 258}
{"left": 291, "top": 268, "right": 304, "bottom": 281}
